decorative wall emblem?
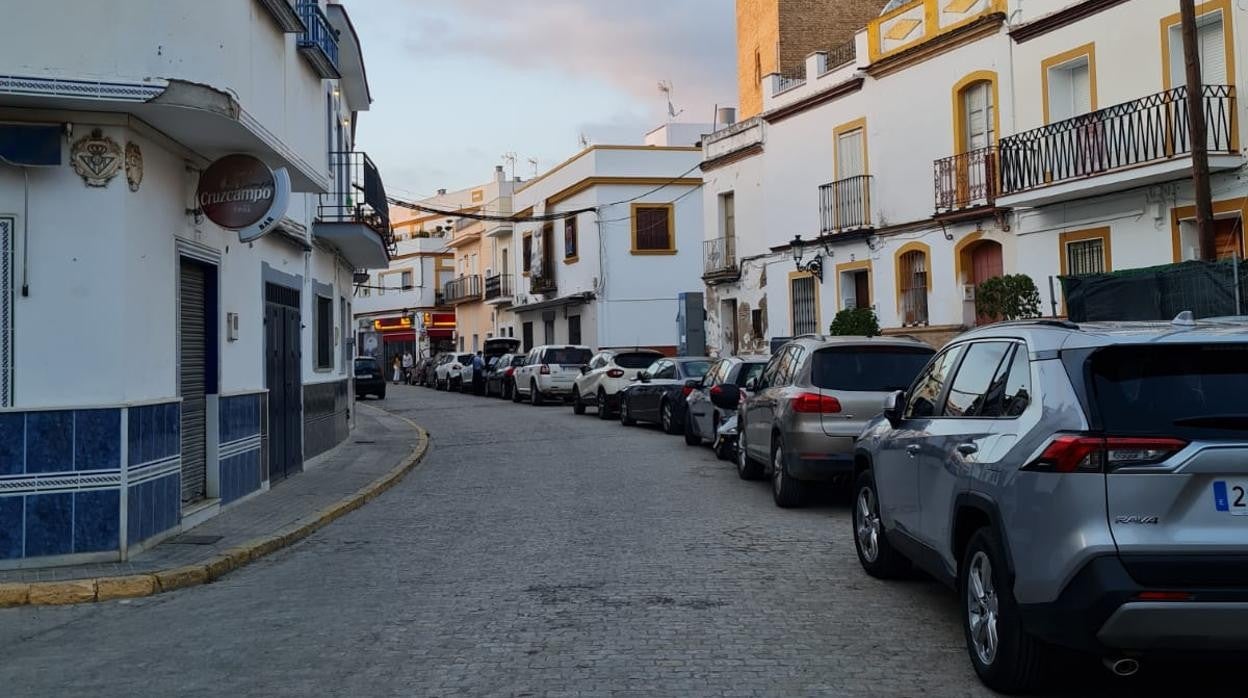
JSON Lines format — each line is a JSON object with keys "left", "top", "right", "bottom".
{"left": 70, "top": 129, "right": 123, "bottom": 187}
{"left": 125, "top": 141, "right": 143, "bottom": 192}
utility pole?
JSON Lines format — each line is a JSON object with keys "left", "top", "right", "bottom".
{"left": 1181, "top": 0, "right": 1216, "bottom": 260}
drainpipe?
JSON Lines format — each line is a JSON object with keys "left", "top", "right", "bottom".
{"left": 20, "top": 166, "right": 29, "bottom": 296}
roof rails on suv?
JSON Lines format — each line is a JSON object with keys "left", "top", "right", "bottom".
{"left": 983, "top": 319, "right": 1081, "bottom": 331}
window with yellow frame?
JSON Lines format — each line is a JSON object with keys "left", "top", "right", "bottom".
{"left": 631, "top": 203, "right": 676, "bottom": 255}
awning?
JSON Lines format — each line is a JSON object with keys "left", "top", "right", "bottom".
{"left": 0, "top": 75, "right": 327, "bottom": 192}
{"left": 510, "top": 291, "right": 595, "bottom": 314}
{"left": 426, "top": 328, "right": 453, "bottom": 339}
{"left": 312, "top": 220, "right": 390, "bottom": 269}
{"left": 382, "top": 331, "right": 416, "bottom": 342}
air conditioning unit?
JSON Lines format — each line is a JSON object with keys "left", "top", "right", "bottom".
{"left": 961, "top": 284, "right": 976, "bottom": 301}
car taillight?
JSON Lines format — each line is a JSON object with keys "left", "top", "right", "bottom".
{"left": 1022, "top": 434, "right": 1188, "bottom": 473}
{"left": 682, "top": 385, "right": 695, "bottom": 397}
{"left": 504, "top": 368, "right": 514, "bottom": 377}
{"left": 1134, "top": 591, "right": 1194, "bottom": 602}
{"left": 540, "top": 364, "right": 551, "bottom": 375}
{"left": 607, "top": 369, "right": 624, "bottom": 378}
{"left": 792, "top": 392, "right": 841, "bottom": 414}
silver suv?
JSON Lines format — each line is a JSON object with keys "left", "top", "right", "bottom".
{"left": 713, "top": 335, "right": 934, "bottom": 508}
{"left": 852, "top": 318, "right": 1248, "bottom": 693}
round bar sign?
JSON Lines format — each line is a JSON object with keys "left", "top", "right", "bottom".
{"left": 197, "top": 154, "right": 278, "bottom": 230}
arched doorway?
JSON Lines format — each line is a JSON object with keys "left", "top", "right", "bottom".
{"left": 955, "top": 236, "right": 1004, "bottom": 325}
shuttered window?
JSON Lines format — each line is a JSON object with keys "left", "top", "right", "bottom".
{"left": 632, "top": 205, "right": 675, "bottom": 253}
{"left": 1047, "top": 57, "right": 1091, "bottom": 122}
{"left": 522, "top": 235, "right": 532, "bottom": 274}
{"left": 961, "top": 81, "right": 995, "bottom": 151}
{"left": 791, "top": 274, "right": 818, "bottom": 335}
{"left": 1170, "top": 12, "right": 1227, "bottom": 87}
{"left": 568, "top": 315, "right": 582, "bottom": 345}
{"left": 836, "top": 128, "right": 865, "bottom": 179}
{"left": 316, "top": 295, "right": 333, "bottom": 370}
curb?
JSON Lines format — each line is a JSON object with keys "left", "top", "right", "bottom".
{"left": 0, "top": 407, "right": 430, "bottom": 609}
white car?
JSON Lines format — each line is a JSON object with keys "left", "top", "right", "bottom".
{"left": 571, "top": 349, "right": 665, "bottom": 419}
{"left": 434, "top": 352, "right": 474, "bottom": 391}
{"left": 512, "top": 345, "right": 594, "bottom": 405}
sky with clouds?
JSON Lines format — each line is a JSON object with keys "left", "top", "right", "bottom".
{"left": 348, "top": 1, "right": 736, "bottom": 201}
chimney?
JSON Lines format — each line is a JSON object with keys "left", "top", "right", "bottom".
{"left": 436, "top": 188, "right": 447, "bottom": 196}
{"left": 495, "top": 164, "right": 505, "bottom": 183}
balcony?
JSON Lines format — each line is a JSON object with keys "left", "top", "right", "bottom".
{"left": 314, "top": 151, "right": 393, "bottom": 268}
{"left": 530, "top": 273, "right": 557, "bottom": 296}
{"left": 256, "top": 0, "right": 305, "bottom": 32}
{"left": 484, "top": 221, "right": 514, "bottom": 239}
{"left": 999, "top": 85, "right": 1240, "bottom": 208}
{"left": 818, "top": 175, "right": 873, "bottom": 235}
{"left": 296, "top": 1, "right": 340, "bottom": 79}
{"left": 442, "top": 275, "right": 483, "bottom": 305}
{"left": 484, "top": 273, "right": 514, "bottom": 304}
{"left": 934, "top": 146, "right": 1000, "bottom": 219}
{"left": 702, "top": 237, "right": 740, "bottom": 284}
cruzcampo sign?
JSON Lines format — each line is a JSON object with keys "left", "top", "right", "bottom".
{"left": 196, "top": 154, "right": 291, "bottom": 242}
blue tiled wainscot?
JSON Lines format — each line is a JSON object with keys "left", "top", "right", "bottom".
{"left": 219, "top": 393, "right": 263, "bottom": 504}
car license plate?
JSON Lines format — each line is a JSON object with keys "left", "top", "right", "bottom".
{"left": 355, "top": 372, "right": 372, "bottom": 378}
{"left": 1213, "top": 481, "right": 1248, "bottom": 515}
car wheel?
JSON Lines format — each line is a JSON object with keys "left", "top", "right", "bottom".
{"left": 660, "top": 400, "right": 679, "bottom": 435}
{"left": 771, "top": 435, "right": 807, "bottom": 508}
{"left": 530, "top": 381, "right": 543, "bottom": 406}
{"left": 961, "top": 528, "right": 1050, "bottom": 694}
{"left": 377, "top": 389, "right": 386, "bottom": 400}
{"left": 572, "top": 388, "right": 586, "bottom": 415}
{"left": 511, "top": 382, "right": 522, "bottom": 403}
{"left": 736, "top": 428, "right": 763, "bottom": 479}
{"left": 596, "top": 389, "right": 612, "bottom": 420}
{"left": 619, "top": 397, "right": 636, "bottom": 426}
{"left": 683, "top": 414, "right": 700, "bottom": 446}
{"left": 853, "top": 469, "right": 909, "bottom": 579}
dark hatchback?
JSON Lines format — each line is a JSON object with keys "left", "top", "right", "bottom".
{"left": 354, "top": 357, "right": 386, "bottom": 399}
{"left": 619, "top": 357, "right": 712, "bottom": 434}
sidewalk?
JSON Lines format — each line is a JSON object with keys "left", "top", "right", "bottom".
{"left": 0, "top": 403, "right": 427, "bottom": 605}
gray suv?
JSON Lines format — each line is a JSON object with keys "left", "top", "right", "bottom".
{"left": 852, "top": 318, "right": 1248, "bottom": 693}
{"left": 713, "top": 335, "right": 934, "bottom": 508}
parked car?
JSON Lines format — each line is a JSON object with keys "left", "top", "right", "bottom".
{"left": 485, "top": 354, "right": 526, "bottom": 399}
{"left": 851, "top": 317, "right": 1248, "bottom": 692}
{"left": 414, "top": 355, "right": 438, "bottom": 387}
{"left": 714, "top": 335, "right": 934, "bottom": 508}
{"left": 467, "top": 337, "right": 522, "bottom": 395}
{"left": 618, "top": 357, "right": 712, "bottom": 434}
{"left": 435, "top": 353, "right": 474, "bottom": 391}
{"left": 684, "top": 356, "right": 767, "bottom": 459}
{"left": 513, "top": 345, "right": 594, "bottom": 405}
{"left": 353, "top": 356, "right": 386, "bottom": 400}
{"left": 571, "top": 348, "right": 665, "bottom": 418}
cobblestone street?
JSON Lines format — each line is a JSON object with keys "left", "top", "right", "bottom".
{"left": 0, "top": 386, "right": 1236, "bottom": 696}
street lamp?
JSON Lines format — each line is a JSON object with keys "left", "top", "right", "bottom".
{"left": 791, "top": 234, "right": 825, "bottom": 282}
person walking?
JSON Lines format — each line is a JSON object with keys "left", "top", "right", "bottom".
{"left": 392, "top": 355, "right": 402, "bottom": 385}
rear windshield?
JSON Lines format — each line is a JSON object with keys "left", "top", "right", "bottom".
{"left": 813, "top": 346, "right": 935, "bottom": 392}
{"left": 511, "top": 356, "right": 526, "bottom": 367}
{"left": 456, "top": 354, "right": 474, "bottom": 364}
{"left": 354, "top": 358, "right": 378, "bottom": 373}
{"left": 736, "top": 362, "right": 766, "bottom": 387}
{"left": 542, "top": 348, "right": 592, "bottom": 365}
{"left": 615, "top": 352, "right": 662, "bottom": 368}
{"left": 679, "top": 361, "right": 711, "bottom": 378}
{"left": 1089, "top": 344, "right": 1248, "bottom": 439}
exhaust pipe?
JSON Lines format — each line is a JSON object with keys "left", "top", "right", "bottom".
{"left": 1103, "top": 657, "right": 1140, "bottom": 677}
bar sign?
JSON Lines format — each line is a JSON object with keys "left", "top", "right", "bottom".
{"left": 1214, "top": 481, "right": 1230, "bottom": 512}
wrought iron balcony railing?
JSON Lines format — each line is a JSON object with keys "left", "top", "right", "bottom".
{"left": 530, "top": 273, "right": 557, "bottom": 296}
{"left": 296, "top": 1, "right": 339, "bottom": 78}
{"left": 442, "top": 275, "right": 482, "bottom": 304}
{"left": 934, "top": 146, "right": 999, "bottom": 215}
{"left": 818, "top": 175, "right": 873, "bottom": 235}
{"left": 703, "top": 237, "right": 738, "bottom": 276}
{"left": 484, "top": 273, "right": 513, "bottom": 301}
{"left": 1000, "top": 85, "right": 1236, "bottom": 195}
{"left": 319, "top": 151, "right": 394, "bottom": 255}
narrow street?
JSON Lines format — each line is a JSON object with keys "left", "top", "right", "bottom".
{"left": 0, "top": 387, "right": 1232, "bottom": 696}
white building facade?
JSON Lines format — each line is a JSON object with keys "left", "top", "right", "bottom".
{"left": 509, "top": 141, "right": 706, "bottom": 354}
{"left": 703, "top": 0, "right": 1246, "bottom": 355}
{"left": 0, "top": 1, "right": 392, "bottom": 567}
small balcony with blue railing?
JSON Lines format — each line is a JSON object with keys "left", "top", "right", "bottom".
{"left": 296, "top": 1, "right": 340, "bottom": 79}
{"left": 998, "top": 85, "right": 1240, "bottom": 208}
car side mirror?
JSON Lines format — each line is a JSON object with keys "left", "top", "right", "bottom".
{"left": 580, "top": 365, "right": 590, "bottom": 375}
{"left": 638, "top": 371, "right": 650, "bottom": 383}
{"left": 683, "top": 378, "right": 702, "bottom": 390}
{"left": 883, "top": 390, "right": 905, "bottom": 426}
{"left": 744, "top": 377, "right": 758, "bottom": 392}
{"left": 709, "top": 384, "right": 741, "bottom": 410}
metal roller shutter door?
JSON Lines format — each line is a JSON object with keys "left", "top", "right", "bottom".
{"left": 180, "top": 259, "right": 208, "bottom": 503}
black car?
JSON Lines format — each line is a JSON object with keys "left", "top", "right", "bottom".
{"left": 354, "top": 357, "right": 386, "bottom": 399}
{"left": 485, "top": 353, "right": 525, "bottom": 399}
{"left": 619, "top": 356, "right": 712, "bottom": 434}
{"left": 418, "top": 353, "right": 444, "bottom": 387}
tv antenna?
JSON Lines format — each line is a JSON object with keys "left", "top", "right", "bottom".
{"left": 502, "top": 152, "right": 517, "bottom": 180}
{"left": 658, "top": 80, "right": 683, "bottom": 121}
{"left": 578, "top": 132, "right": 590, "bottom": 149}
{"left": 527, "top": 157, "right": 539, "bottom": 178}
